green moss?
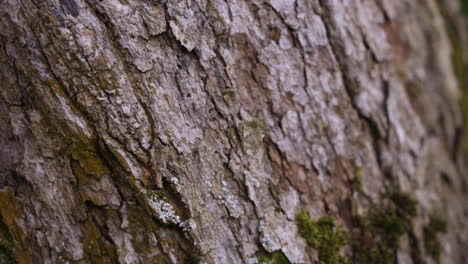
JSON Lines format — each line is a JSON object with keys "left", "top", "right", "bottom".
{"left": 258, "top": 251, "right": 291, "bottom": 264}
{"left": 0, "top": 189, "right": 31, "bottom": 263}
{"left": 462, "top": 0, "right": 468, "bottom": 17}
{"left": 241, "top": 119, "right": 268, "bottom": 134}
{"left": 222, "top": 90, "right": 235, "bottom": 105}
{"left": 274, "top": 206, "right": 283, "bottom": 213}
{"left": 423, "top": 214, "right": 448, "bottom": 262}
{"left": 390, "top": 192, "right": 418, "bottom": 217}
{"left": 0, "top": 217, "right": 16, "bottom": 264}
{"left": 440, "top": 0, "right": 468, "bottom": 160}
{"left": 355, "top": 168, "right": 363, "bottom": 193}
{"left": 296, "top": 211, "right": 349, "bottom": 264}
{"left": 354, "top": 210, "right": 403, "bottom": 263}
{"left": 353, "top": 192, "right": 418, "bottom": 264}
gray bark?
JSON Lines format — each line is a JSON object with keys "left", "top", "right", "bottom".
{"left": 0, "top": 0, "right": 467, "bottom": 263}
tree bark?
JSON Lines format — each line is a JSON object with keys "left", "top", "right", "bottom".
{"left": 0, "top": 0, "right": 467, "bottom": 263}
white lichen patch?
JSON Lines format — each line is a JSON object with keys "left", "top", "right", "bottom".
{"left": 259, "top": 220, "right": 281, "bottom": 252}
{"left": 248, "top": 257, "right": 259, "bottom": 264}
{"left": 144, "top": 191, "right": 181, "bottom": 225}
{"left": 181, "top": 219, "right": 198, "bottom": 232}
{"left": 170, "top": 177, "right": 180, "bottom": 185}
{"left": 219, "top": 180, "right": 242, "bottom": 218}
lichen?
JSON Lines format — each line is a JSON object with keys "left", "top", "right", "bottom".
{"left": 181, "top": 219, "right": 197, "bottom": 232}
{"left": 70, "top": 139, "right": 109, "bottom": 181}
{"left": 221, "top": 180, "right": 240, "bottom": 218}
{"left": 296, "top": 211, "right": 349, "bottom": 264}
{"left": 258, "top": 251, "right": 291, "bottom": 264}
{"left": 259, "top": 223, "right": 280, "bottom": 253}
{"left": 144, "top": 190, "right": 181, "bottom": 225}
{"left": 423, "top": 214, "right": 448, "bottom": 262}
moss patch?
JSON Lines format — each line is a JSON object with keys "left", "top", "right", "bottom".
{"left": 462, "top": 0, "right": 468, "bottom": 17}
{"left": 355, "top": 168, "right": 363, "bottom": 193}
{"left": 296, "top": 211, "right": 349, "bottom": 264}
{"left": 423, "top": 214, "right": 448, "bottom": 262}
{"left": 389, "top": 192, "right": 418, "bottom": 217}
{"left": 258, "top": 251, "right": 291, "bottom": 264}
{"left": 0, "top": 188, "right": 31, "bottom": 263}
{"left": 352, "top": 193, "right": 417, "bottom": 264}
{"left": 0, "top": 217, "right": 16, "bottom": 264}
{"left": 439, "top": 0, "right": 468, "bottom": 160}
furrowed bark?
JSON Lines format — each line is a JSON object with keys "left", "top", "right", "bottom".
{"left": 0, "top": 0, "right": 467, "bottom": 263}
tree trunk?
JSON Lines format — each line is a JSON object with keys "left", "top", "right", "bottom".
{"left": 1, "top": 0, "right": 467, "bottom": 263}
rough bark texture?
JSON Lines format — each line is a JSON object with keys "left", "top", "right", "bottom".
{"left": 0, "top": 0, "right": 467, "bottom": 263}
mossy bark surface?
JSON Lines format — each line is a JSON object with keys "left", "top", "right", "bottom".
{"left": 1, "top": 0, "right": 468, "bottom": 263}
